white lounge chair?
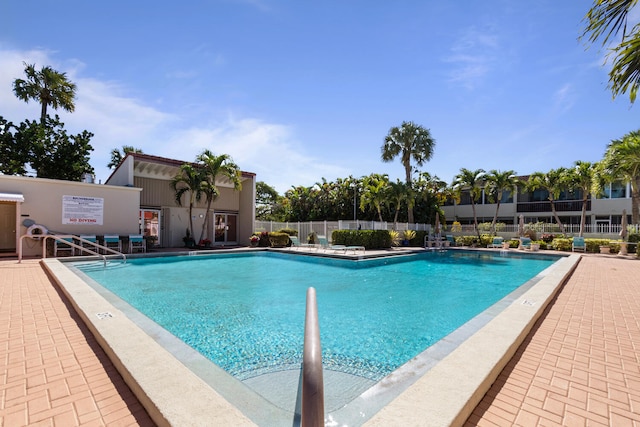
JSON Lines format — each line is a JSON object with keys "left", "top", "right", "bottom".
{"left": 103, "top": 235, "right": 122, "bottom": 253}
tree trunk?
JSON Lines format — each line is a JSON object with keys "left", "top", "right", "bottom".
{"left": 549, "top": 199, "right": 565, "bottom": 234}
{"left": 491, "top": 199, "right": 502, "bottom": 235}
{"left": 471, "top": 200, "right": 481, "bottom": 240}
{"left": 579, "top": 195, "right": 588, "bottom": 237}
{"left": 405, "top": 164, "right": 414, "bottom": 224}
{"left": 632, "top": 177, "right": 640, "bottom": 225}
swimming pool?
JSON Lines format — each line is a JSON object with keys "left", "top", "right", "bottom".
{"left": 72, "top": 251, "right": 555, "bottom": 381}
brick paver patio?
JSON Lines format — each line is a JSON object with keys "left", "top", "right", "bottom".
{"left": 1, "top": 254, "right": 639, "bottom": 426}
{"left": 0, "top": 260, "right": 154, "bottom": 427}
{"left": 466, "top": 255, "right": 640, "bottom": 427}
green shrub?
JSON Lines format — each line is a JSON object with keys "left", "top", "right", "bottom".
{"left": 551, "top": 238, "right": 572, "bottom": 251}
{"left": 331, "top": 230, "right": 391, "bottom": 249}
{"left": 277, "top": 228, "right": 298, "bottom": 236}
{"left": 268, "top": 231, "right": 290, "bottom": 247}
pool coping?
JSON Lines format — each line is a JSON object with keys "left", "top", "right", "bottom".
{"left": 40, "top": 249, "right": 580, "bottom": 427}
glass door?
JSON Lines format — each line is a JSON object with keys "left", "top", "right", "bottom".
{"left": 213, "top": 213, "right": 238, "bottom": 245}
{"left": 140, "top": 209, "right": 161, "bottom": 247}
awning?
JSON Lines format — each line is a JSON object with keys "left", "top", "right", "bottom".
{"left": 0, "top": 193, "right": 25, "bottom": 203}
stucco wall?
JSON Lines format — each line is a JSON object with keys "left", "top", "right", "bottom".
{"left": 0, "top": 175, "right": 141, "bottom": 257}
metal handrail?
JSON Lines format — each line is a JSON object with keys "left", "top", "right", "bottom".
{"left": 18, "top": 234, "right": 126, "bottom": 266}
{"left": 73, "top": 235, "right": 127, "bottom": 263}
{"left": 302, "top": 287, "right": 324, "bottom": 427}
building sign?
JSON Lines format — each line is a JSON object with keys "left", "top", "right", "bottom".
{"left": 62, "top": 195, "right": 104, "bottom": 225}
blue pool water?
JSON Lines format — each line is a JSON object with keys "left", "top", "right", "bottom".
{"left": 74, "top": 251, "right": 557, "bottom": 381}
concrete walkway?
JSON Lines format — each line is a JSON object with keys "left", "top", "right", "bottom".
{"left": 0, "top": 259, "right": 154, "bottom": 426}
{"left": 465, "top": 255, "right": 640, "bottom": 426}
{"left": 1, "top": 254, "right": 639, "bottom": 426}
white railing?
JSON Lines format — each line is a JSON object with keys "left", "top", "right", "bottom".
{"left": 254, "top": 220, "right": 639, "bottom": 239}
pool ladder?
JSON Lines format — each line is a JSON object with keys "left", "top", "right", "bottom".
{"left": 302, "top": 287, "right": 325, "bottom": 427}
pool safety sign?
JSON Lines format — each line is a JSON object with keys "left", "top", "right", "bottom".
{"left": 62, "top": 195, "right": 104, "bottom": 225}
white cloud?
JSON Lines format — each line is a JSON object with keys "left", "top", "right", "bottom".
{"left": 444, "top": 25, "right": 500, "bottom": 89}
{"left": 0, "top": 47, "right": 341, "bottom": 193}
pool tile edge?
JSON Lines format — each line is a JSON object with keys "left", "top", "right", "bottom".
{"left": 362, "top": 254, "right": 581, "bottom": 427}
{"left": 41, "top": 258, "right": 257, "bottom": 427}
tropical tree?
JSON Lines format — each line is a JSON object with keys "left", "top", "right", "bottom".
{"left": 108, "top": 145, "right": 144, "bottom": 169}
{"left": 381, "top": 121, "right": 436, "bottom": 223}
{"left": 527, "top": 168, "right": 569, "bottom": 233}
{"left": 360, "top": 174, "right": 390, "bottom": 222}
{"left": 0, "top": 116, "right": 31, "bottom": 175}
{"left": 412, "top": 172, "right": 447, "bottom": 224}
{"left": 196, "top": 150, "right": 242, "bottom": 243}
{"left": 565, "top": 161, "right": 596, "bottom": 236}
{"left": 256, "top": 181, "right": 286, "bottom": 221}
{"left": 599, "top": 130, "right": 640, "bottom": 223}
{"left": 484, "top": 170, "right": 518, "bottom": 235}
{"left": 388, "top": 179, "right": 411, "bottom": 228}
{"left": 582, "top": 0, "right": 640, "bottom": 102}
{"left": 13, "top": 63, "right": 77, "bottom": 124}
{"left": 452, "top": 168, "right": 486, "bottom": 239}
{"left": 171, "top": 163, "right": 203, "bottom": 240}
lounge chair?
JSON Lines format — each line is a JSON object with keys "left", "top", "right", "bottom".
{"left": 489, "top": 236, "right": 504, "bottom": 248}
{"left": 54, "top": 237, "right": 75, "bottom": 257}
{"left": 289, "top": 235, "right": 313, "bottom": 250}
{"left": 128, "top": 235, "right": 146, "bottom": 253}
{"left": 446, "top": 235, "right": 456, "bottom": 247}
{"left": 77, "top": 235, "right": 97, "bottom": 255}
{"left": 572, "top": 236, "right": 586, "bottom": 252}
{"left": 103, "top": 235, "right": 122, "bottom": 253}
{"left": 519, "top": 237, "right": 531, "bottom": 250}
{"left": 316, "top": 235, "right": 346, "bottom": 252}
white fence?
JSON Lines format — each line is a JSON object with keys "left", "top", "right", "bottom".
{"left": 254, "top": 220, "right": 639, "bottom": 239}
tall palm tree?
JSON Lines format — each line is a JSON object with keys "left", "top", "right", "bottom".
{"left": 565, "top": 161, "right": 596, "bottom": 236}
{"left": 527, "top": 168, "right": 569, "bottom": 233}
{"left": 13, "top": 63, "right": 77, "bottom": 124}
{"left": 485, "top": 170, "right": 518, "bottom": 235}
{"left": 360, "top": 174, "right": 390, "bottom": 223}
{"left": 381, "top": 121, "right": 436, "bottom": 224}
{"left": 453, "top": 168, "right": 486, "bottom": 239}
{"left": 107, "top": 145, "right": 144, "bottom": 169}
{"left": 599, "top": 130, "right": 640, "bottom": 223}
{"left": 196, "top": 150, "right": 242, "bottom": 243}
{"left": 582, "top": 0, "right": 640, "bottom": 103}
{"left": 171, "top": 163, "right": 204, "bottom": 240}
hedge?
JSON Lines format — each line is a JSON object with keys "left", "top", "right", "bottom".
{"left": 331, "top": 230, "right": 392, "bottom": 249}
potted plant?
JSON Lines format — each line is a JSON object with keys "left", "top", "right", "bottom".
{"left": 182, "top": 228, "right": 196, "bottom": 248}
{"left": 403, "top": 230, "right": 416, "bottom": 246}
{"left": 249, "top": 235, "right": 260, "bottom": 247}
{"left": 199, "top": 238, "right": 211, "bottom": 248}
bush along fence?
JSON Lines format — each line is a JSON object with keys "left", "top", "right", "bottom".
{"left": 251, "top": 221, "right": 640, "bottom": 256}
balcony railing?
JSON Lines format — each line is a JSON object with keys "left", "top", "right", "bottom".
{"left": 516, "top": 200, "right": 590, "bottom": 213}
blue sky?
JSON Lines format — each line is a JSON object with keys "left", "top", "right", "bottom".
{"left": 1, "top": 0, "right": 639, "bottom": 193}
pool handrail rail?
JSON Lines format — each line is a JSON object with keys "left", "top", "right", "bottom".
{"left": 18, "top": 234, "right": 126, "bottom": 266}
{"left": 302, "top": 287, "right": 324, "bottom": 427}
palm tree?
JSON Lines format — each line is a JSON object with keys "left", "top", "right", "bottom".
{"left": 13, "top": 63, "right": 77, "bottom": 124}
{"left": 453, "top": 168, "right": 486, "bottom": 239}
{"left": 360, "top": 174, "right": 390, "bottom": 223}
{"left": 381, "top": 121, "right": 436, "bottom": 224}
{"left": 171, "top": 163, "right": 204, "bottom": 241}
{"left": 484, "top": 170, "right": 518, "bottom": 235}
{"left": 527, "top": 168, "right": 569, "bottom": 233}
{"left": 196, "top": 150, "right": 242, "bottom": 243}
{"left": 582, "top": 0, "right": 640, "bottom": 103}
{"left": 565, "top": 161, "right": 596, "bottom": 236}
{"left": 107, "top": 145, "right": 144, "bottom": 169}
{"left": 388, "top": 179, "right": 411, "bottom": 228}
{"left": 599, "top": 130, "right": 640, "bottom": 223}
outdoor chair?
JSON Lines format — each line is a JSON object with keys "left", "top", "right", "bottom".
{"left": 54, "top": 237, "right": 75, "bottom": 257}
{"left": 289, "top": 235, "right": 313, "bottom": 250}
{"left": 489, "top": 236, "right": 504, "bottom": 248}
{"left": 102, "top": 235, "right": 122, "bottom": 253}
{"left": 519, "top": 237, "right": 532, "bottom": 250}
{"left": 78, "top": 235, "right": 97, "bottom": 255}
{"left": 572, "top": 236, "right": 586, "bottom": 252}
{"left": 128, "top": 235, "right": 146, "bottom": 253}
